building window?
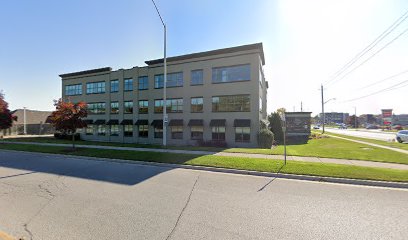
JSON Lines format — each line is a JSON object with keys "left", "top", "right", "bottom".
{"left": 191, "top": 126, "right": 203, "bottom": 140}
{"left": 138, "top": 125, "right": 148, "bottom": 138}
{"left": 191, "top": 69, "right": 203, "bottom": 85}
{"left": 259, "top": 97, "right": 263, "bottom": 112}
{"left": 154, "top": 72, "right": 183, "bottom": 88}
{"left": 171, "top": 126, "right": 183, "bottom": 139}
{"left": 154, "top": 99, "right": 183, "bottom": 113}
{"left": 65, "top": 84, "right": 82, "bottom": 96}
{"left": 85, "top": 125, "right": 94, "bottom": 135}
{"left": 191, "top": 97, "right": 203, "bottom": 113}
{"left": 110, "top": 125, "right": 119, "bottom": 136}
{"left": 124, "top": 101, "right": 133, "bottom": 114}
{"left": 235, "top": 127, "right": 250, "bottom": 142}
{"left": 86, "top": 82, "right": 105, "bottom": 94}
{"left": 212, "top": 64, "right": 250, "bottom": 83}
{"left": 124, "top": 78, "right": 133, "bottom": 91}
{"left": 124, "top": 125, "right": 133, "bottom": 137}
{"left": 111, "top": 102, "right": 119, "bottom": 114}
{"left": 110, "top": 80, "right": 119, "bottom": 93}
{"left": 212, "top": 126, "right": 225, "bottom": 141}
{"left": 212, "top": 95, "right": 250, "bottom": 112}
{"left": 138, "top": 76, "right": 148, "bottom": 90}
{"left": 87, "top": 102, "right": 106, "bottom": 114}
{"left": 154, "top": 127, "right": 163, "bottom": 138}
{"left": 139, "top": 100, "right": 148, "bottom": 114}
{"left": 97, "top": 125, "right": 106, "bottom": 136}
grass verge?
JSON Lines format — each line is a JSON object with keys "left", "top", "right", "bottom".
{"left": 0, "top": 143, "right": 407, "bottom": 182}
{"left": 324, "top": 132, "right": 408, "bottom": 151}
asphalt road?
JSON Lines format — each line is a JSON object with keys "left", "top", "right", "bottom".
{"left": 325, "top": 127, "right": 397, "bottom": 141}
{"left": 1, "top": 150, "right": 407, "bottom": 240}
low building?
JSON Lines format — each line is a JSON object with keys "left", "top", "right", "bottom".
{"left": 0, "top": 109, "right": 53, "bottom": 136}
{"left": 60, "top": 43, "right": 268, "bottom": 147}
{"left": 392, "top": 114, "right": 408, "bottom": 126}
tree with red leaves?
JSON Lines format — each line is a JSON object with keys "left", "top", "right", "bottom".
{"left": 0, "top": 92, "right": 17, "bottom": 131}
{"left": 49, "top": 99, "right": 87, "bottom": 149}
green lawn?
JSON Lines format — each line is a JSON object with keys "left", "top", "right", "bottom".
{"left": 324, "top": 132, "right": 408, "bottom": 151}
{"left": 3, "top": 135, "right": 408, "bottom": 164}
{"left": 226, "top": 137, "right": 408, "bottom": 164}
{"left": 0, "top": 143, "right": 407, "bottom": 182}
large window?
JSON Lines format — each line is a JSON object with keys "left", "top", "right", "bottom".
{"left": 212, "top": 95, "right": 250, "bottom": 112}
{"left": 110, "top": 80, "right": 119, "bottom": 93}
{"left": 154, "top": 99, "right": 183, "bottom": 113}
{"left": 235, "top": 127, "right": 250, "bottom": 142}
{"left": 191, "top": 126, "right": 203, "bottom": 140}
{"left": 124, "top": 125, "right": 133, "bottom": 137}
{"left": 191, "top": 69, "right": 203, "bottom": 85}
{"left": 124, "top": 78, "right": 133, "bottom": 91}
{"left": 111, "top": 102, "right": 119, "bottom": 114}
{"left": 86, "top": 82, "right": 105, "bottom": 94}
{"left": 212, "top": 126, "right": 226, "bottom": 141}
{"left": 138, "top": 125, "right": 148, "bottom": 138}
{"left": 139, "top": 100, "right": 148, "bottom": 114}
{"left": 138, "top": 76, "right": 148, "bottom": 90}
{"left": 65, "top": 84, "right": 82, "bottom": 96}
{"left": 110, "top": 125, "right": 119, "bottom": 136}
{"left": 191, "top": 97, "right": 203, "bottom": 113}
{"left": 212, "top": 64, "right": 250, "bottom": 83}
{"left": 87, "top": 103, "right": 106, "bottom": 114}
{"left": 85, "top": 125, "right": 94, "bottom": 135}
{"left": 124, "top": 101, "right": 133, "bottom": 114}
{"left": 97, "top": 125, "right": 106, "bottom": 136}
{"left": 171, "top": 126, "right": 183, "bottom": 139}
{"left": 154, "top": 72, "right": 183, "bottom": 88}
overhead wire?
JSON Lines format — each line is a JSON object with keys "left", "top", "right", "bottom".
{"left": 356, "top": 69, "right": 408, "bottom": 90}
{"left": 324, "top": 8, "right": 408, "bottom": 86}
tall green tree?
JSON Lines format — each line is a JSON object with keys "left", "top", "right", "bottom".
{"left": 268, "top": 112, "right": 284, "bottom": 143}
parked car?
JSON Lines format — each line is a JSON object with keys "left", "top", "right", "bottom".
{"left": 392, "top": 125, "right": 403, "bottom": 130}
{"left": 396, "top": 130, "right": 408, "bottom": 143}
{"left": 313, "top": 125, "right": 320, "bottom": 129}
{"left": 366, "top": 125, "right": 379, "bottom": 129}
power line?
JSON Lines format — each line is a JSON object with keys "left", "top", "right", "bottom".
{"left": 324, "top": 8, "right": 408, "bottom": 86}
{"left": 356, "top": 68, "right": 408, "bottom": 90}
{"left": 327, "top": 25, "right": 408, "bottom": 86}
{"left": 342, "top": 78, "right": 408, "bottom": 102}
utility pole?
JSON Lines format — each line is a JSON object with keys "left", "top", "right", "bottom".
{"left": 354, "top": 106, "right": 357, "bottom": 128}
{"left": 301, "top": 101, "right": 303, "bottom": 112}
{"left": 321, "top": 85, "right": 325, "bottom": 134}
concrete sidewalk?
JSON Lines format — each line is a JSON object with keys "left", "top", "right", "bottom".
{"left": 2, "top": 141, "right": 408, "bottom": 171}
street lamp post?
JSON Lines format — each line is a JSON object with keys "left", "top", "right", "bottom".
{"left": 354, "top": 106, "right": 357, "bottom": 128}
{"left": 151, "top": 0, "right": 167, "bottom": 146}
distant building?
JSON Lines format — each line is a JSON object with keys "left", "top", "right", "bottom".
{"left": 0, "top": 109, "right": 53, "bottom": 136}
{"left": 392, "top": 114, "right": 408, "bottom": 126}
{"left": 359, "top": 114, "right": 379, "bottom": 126}
{"left": 319, "top": 112, "right": 349, "bottom": 124}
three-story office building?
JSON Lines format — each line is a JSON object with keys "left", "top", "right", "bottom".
{"left": 60, "top": 43, "right": 268, "bottom": 147}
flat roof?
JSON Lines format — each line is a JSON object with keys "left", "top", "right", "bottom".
{"left": 59, "top": 67, "right": 112, "bottom": 78}
{"left": 145, "top": 42, "right": 265, "bottom": 66}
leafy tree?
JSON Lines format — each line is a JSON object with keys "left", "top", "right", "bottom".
{"left": 0, "top": 92, "right": 17, "bottom": 131}
{"left": 277, "top": 107, "right": 286, "bottom": 116}
{"left": 49, "top": 99, "right": 87, "bottom": 149}
{"left": 268, "top": 112, "right": 284, "bottom": 143}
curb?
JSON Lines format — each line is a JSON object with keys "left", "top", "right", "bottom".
{"left": 1, "top": 149, "right": 407, "bottom": 190}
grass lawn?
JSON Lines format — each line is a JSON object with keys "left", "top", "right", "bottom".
{"left": 2, "top": 137, "right": 224, "bottom": 152}
{"left": 226, "top": 137, "right": 408, "bottom": 164}
{"left": 323, "top": 132, "right": 408, "bottom": 151}
{"left": 0, "top": 143, "right": 407, "bottom": 182}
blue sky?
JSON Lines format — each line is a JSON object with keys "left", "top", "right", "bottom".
{"left": 1, "top": 0, "right": 408, "bottom": 116}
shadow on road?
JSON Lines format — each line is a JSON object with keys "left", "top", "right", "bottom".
{"left": 0, "top": 150, "right": 174, "bottom": 185}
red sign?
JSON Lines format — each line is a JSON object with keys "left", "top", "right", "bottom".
{"left": 382, "top": 109, "right": 392, "bottom": 118}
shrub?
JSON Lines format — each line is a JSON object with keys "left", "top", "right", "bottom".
{"left": 258, "top": 129, "right": 274, "bottom": 149}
